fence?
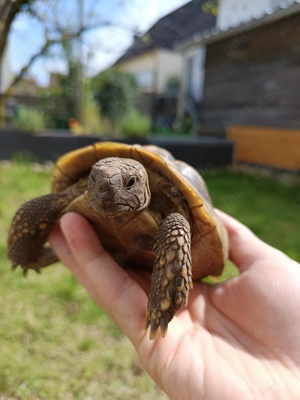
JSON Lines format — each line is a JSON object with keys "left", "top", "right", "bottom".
{"left": 0, "top": 129, "right": 234, "bottom": 170}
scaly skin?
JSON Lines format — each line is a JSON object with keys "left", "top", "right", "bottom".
{"left": 7, "top": 178, "right": 88, "bottom": 274}
{"left": 145, "top": 213, "right": 193, "bottom": 339}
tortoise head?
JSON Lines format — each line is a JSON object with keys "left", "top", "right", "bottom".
{"left": 87, "top": 157, "right": 151, "bottom": 217}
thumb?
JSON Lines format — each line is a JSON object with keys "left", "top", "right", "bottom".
{"left": 215, "top": 210, "right": 282, "bottom": 272}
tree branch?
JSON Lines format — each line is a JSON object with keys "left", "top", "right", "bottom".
{"left": 0, "top": 3, "right": 19, "bottom": 59}
{"left": 1, "top": 0, "right": 139, "bottom": 94}
{"left": 3, "top": 24, "right": 97, "bottom": 95}
{"left": 4, "top": 40, "right": 52, "bottom": 94}
{"left": 0, "top": 0, "right": 30, "bottom": 59}
{"left": 2, "top": 0, "right": 19, "bottom": 19}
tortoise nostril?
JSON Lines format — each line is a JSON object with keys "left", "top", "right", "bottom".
{"left": 98, "top": 180, "right": 114, "bottom": 196}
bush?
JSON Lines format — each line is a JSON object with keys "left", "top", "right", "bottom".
{"left": 180, "top": 111, "right": 193, "bottom": 134}
{"left": 119, "top": 109, "right": 151, "bottom": 138}
{"left": 13, "top": 106, "right": 46, "bottom": 132}
{"left": 165, "top": 75, "right": 180, "bottom": 95}
{"left": 92, "top": 68, "right": 139, "bottom": 133}
{"left": 83, "top": 88, "right": 106, "bottom": 135}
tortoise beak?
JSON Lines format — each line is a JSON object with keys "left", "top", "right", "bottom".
{"left": 87, "top": 177, "right": 126, "bottom": 216}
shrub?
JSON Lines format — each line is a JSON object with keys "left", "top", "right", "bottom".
{"left": 82, "top": 89, "right": 106, "bottom": 135}
{"left": 165, "top": 75, "right": 180, "bottom": 94}
{"left": 92, "top": 68, "right": 139, "bottom": 133}
{"left": 180, "top": 111, "right": 193, "bottom": 134}
{"left": 13, "top": 107, "right": 46, "bottom": 132}
{"left": 119, "top": 109, "right": 151, "bottom": 138}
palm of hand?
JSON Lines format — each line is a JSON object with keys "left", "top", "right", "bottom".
{"left": 49, "top": 211, "right": 300, "bottom": 400}
{"left": 138, "top": 267, "right": 300, "bottom": 399}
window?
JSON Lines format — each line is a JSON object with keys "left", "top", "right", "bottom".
{"left": 135, "top": 70, "right": 154, "bottom": 89}
{"left": 186, "top": 46, "right": 206, "bottom": 102}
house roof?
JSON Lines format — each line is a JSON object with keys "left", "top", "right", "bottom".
{"left": 178, "top": 0, "right": 300, "bottom": 49}
{"left": 115, "top": 0, "right": 216, "bottom": 64}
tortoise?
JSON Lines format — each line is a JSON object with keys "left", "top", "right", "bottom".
{"left": 7, "top": 142, "right": 228, "bottom": 339}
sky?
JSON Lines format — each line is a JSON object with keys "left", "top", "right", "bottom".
{"left": 8, "top": 0, "right": 190, "bottom": 86}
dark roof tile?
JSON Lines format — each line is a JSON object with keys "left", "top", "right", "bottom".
{"left": 116, "top": 0, "right": 216, "bottom": 63}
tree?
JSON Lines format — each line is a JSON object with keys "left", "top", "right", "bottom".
{"left": 93, "top": 68, "right": 139, "bottom": 133}
{"left": 0, "top": 1, "right": 32, "bottom": 125}
{"left": 0, "top": 1, "right": 31, "bottom": 65}
{"left": 38, "top": 41, "right": 80, "bottom": 129}
{"left": 0, "top": 0, "right": 139, "bottom": 126}
{"left": 202, "top": 0, "right": 218, "bottom": 15}
{"left": 0, "top": 1, "right": 66, "bottom": 93}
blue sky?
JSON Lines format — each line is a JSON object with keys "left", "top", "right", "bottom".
{"left": 9, "top": 0, "right": 190, "bottom": 86}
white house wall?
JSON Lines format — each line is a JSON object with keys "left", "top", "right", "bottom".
{"left": 116, "top": 51, "right": 158, "bottom": 93}
{"left": 117, "top": 49, "right": 182, "bottom": 94}
{"left": 156, "top": 50, "right": 182, "bottom": 94}
{"left": 217, "top": 0, "right": 270, "bottom": 30}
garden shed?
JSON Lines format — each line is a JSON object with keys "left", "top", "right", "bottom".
{"left": 179, "top": 1, "right": 300, "bottom": 170}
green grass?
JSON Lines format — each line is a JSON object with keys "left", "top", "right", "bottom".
{"left": 0, "top": 161, "right": 299, "bottom": 399}
{"left": 204, "top": 169, "right": 300, "bottom": 261}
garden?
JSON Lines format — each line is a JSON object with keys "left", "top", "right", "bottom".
{"left": 2, "top": 1, "right": 300, "bottom": 398}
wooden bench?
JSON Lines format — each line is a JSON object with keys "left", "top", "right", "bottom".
{"left": 228, "top": 126, "right": 300, "bottom": 171}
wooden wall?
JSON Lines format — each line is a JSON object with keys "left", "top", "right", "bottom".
{"left": 229, "top": 125, "right": 300, "bottom": 171}
{"left": 203, "top": 12, "right": 300, "bottom": 129}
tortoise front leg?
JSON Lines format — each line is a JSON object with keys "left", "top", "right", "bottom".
{"left": 145, "top": 213, "right": 193, "bottom": 339}
{"left": 7, "top": 192, "right": 71, "bottom": 275}
{"left": 7, "top": 178, "right": 88, "bottom": 275}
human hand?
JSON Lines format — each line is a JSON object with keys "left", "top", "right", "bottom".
{"left": 49, "top": 211, "right": 300, "bottom": 399}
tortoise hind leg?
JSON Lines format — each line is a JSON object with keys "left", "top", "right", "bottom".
{"left": 145, "top": 213, "right": 193, "bottom": 339}
{"left": 8, "top": 191, "right": 76, "bottom": 275}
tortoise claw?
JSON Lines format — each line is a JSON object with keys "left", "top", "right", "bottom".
{"left": 11, "top": 262, "right": 42, "bottom": 276}
{"left": 11, "top": 262, "right": 18, "bottom": 271}
{"left": 159, "top": 317, "right": 169, "bottom": 338}
{"left": 150, "top": 320, "right": 159, "bottom": 340}
{"left": 145, "top": 313, "right": 169, "bottom": 339}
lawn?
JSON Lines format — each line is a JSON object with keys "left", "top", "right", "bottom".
{"left": 0, "top": 161, "right": 299, "bottom": 399}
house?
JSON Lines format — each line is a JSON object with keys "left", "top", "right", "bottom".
{"left": 114, "top": 0, "right": 216, "bottom": 130}
{"left": 178, "top": 0, "right": 300, "bottom": 130}
{"left": 178, "top": 0, "right": 300, "bottom": 170}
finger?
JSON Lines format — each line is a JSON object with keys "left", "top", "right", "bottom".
{"left": 125, "top": 269, "right": 151, "bottom": 294}
{"left": 51, "top": 212, "right": 148, "bottom": 347}
{"left": 215, "top": 209, "right": 274, "bottom": 272}
{"left": 49, "top": 222, "right": 79, "bottom": 268}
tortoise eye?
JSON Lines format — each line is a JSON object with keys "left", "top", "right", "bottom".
{"left": 90, "top": 174, "right": 96, "bottom": 182}
{"left": 125, "top": 177, "right": 136, "bottom": 189}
